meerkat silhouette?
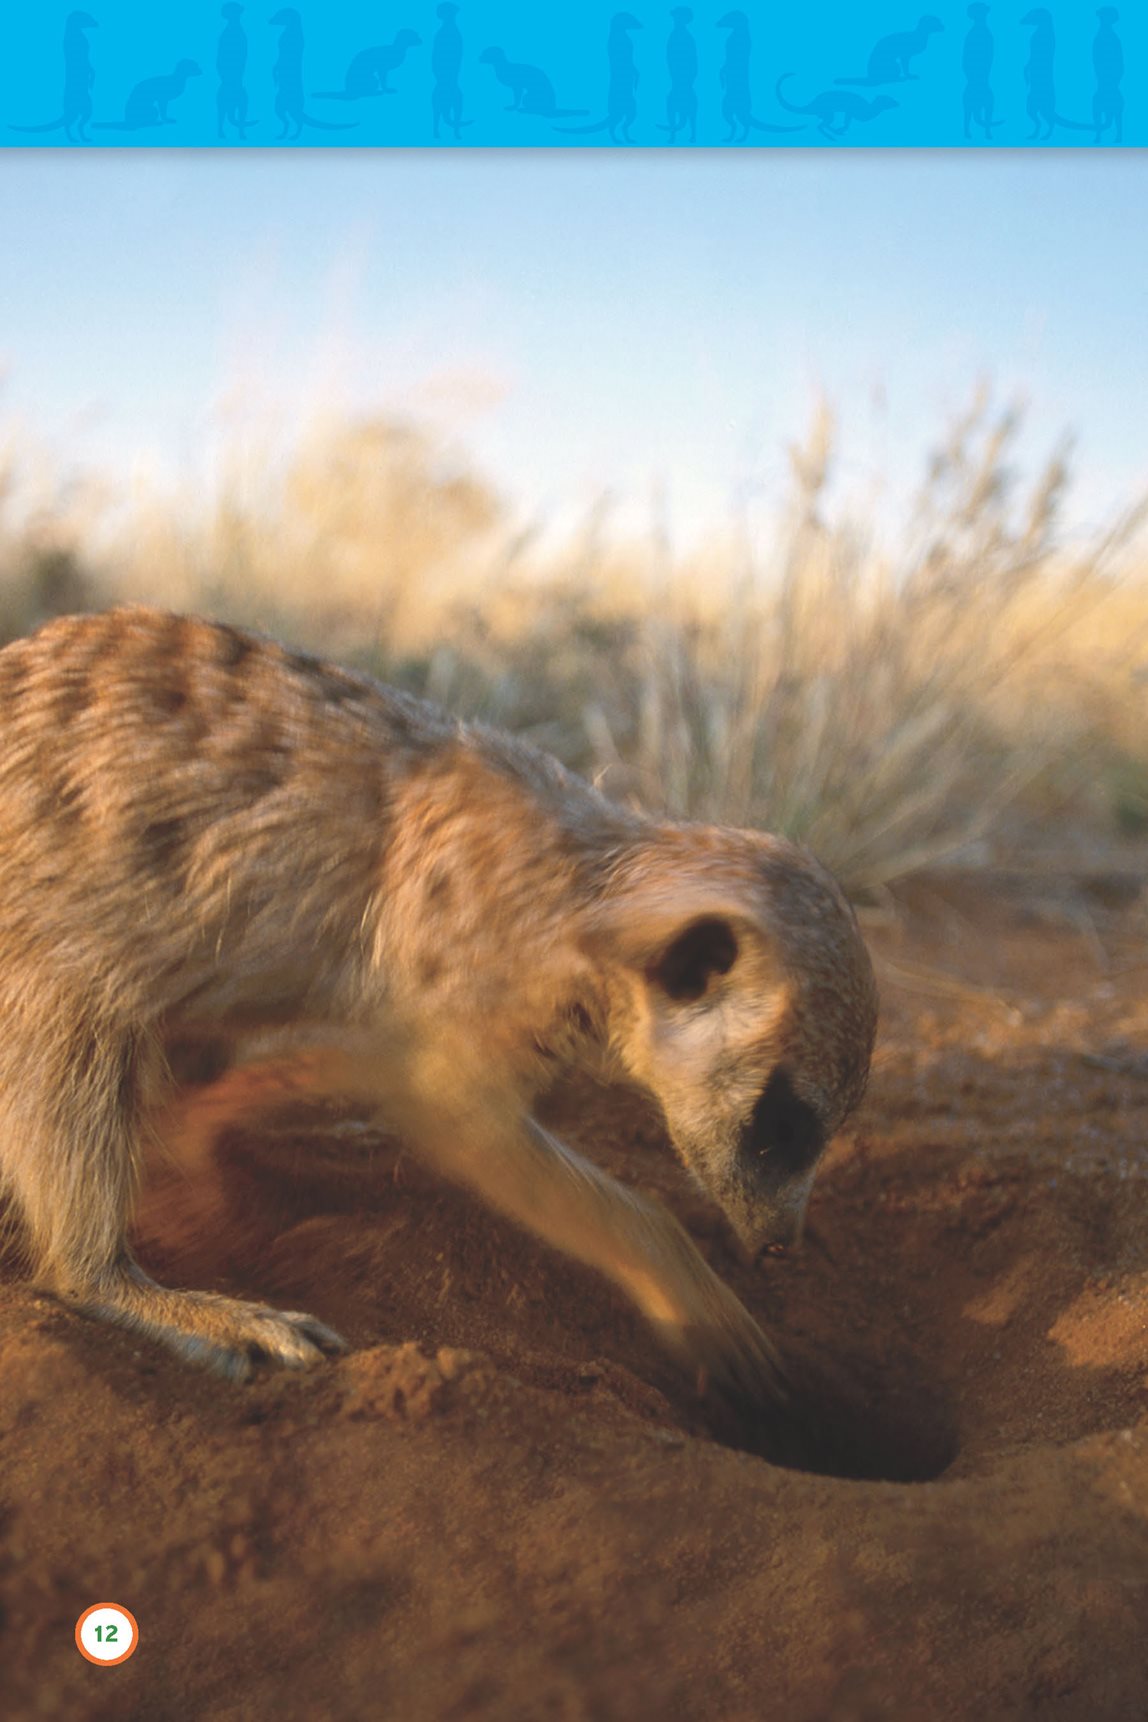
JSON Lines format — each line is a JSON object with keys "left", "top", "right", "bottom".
{"left": 1021, "top": 8, "right": 1091, "bottom": 138}
{"left": 962, "top": 4, "right": 1000, "bottom": 140}
{"left": 432, "top": 3, "right": 470, "bottom": 140}
{"left": 314, "top": 30, "right": 422, "bottom": 100}
{"left": 93, "top": 59, "right": 202, "bottom": 130}
{"left": 555, "top": 12, "right": 642, "bottom": 141}
{"left": 1092, "top": 7, "right": 1123, "bottom": 143}
{"left": 10, "top": 10, "right": 98, "bottom": 142}
{"left": 776, "top": 74, "right": 896, "bottom": 139}
{"left": 0, "top": 610, "right": 877, "bottom": 1419}
{"left": 836, "top": 13, "right": 944, "bottom": 85}
{"left": 217, "top": 4, "right": 256, "bottom": 140}
{"left": 478, "top": 47, "right": 586, "bottom": 118}
{"left": 660, "top": 7, "right": 698, "bottom": 144}
{"left": 716, "top": 11, "right": 803, "bottom": 140}
{"left": 270, "top": 7, "right": 355, "bottom": 136}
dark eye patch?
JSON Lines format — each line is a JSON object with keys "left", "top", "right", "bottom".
{"left": 741, "top": 1067, "right": 824, "bottom": 1178}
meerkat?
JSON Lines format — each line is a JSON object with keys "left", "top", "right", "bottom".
{"left": 0, "top": 609, "right": 876, "bottom": 1417}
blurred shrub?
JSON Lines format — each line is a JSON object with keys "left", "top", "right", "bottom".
{"left": 2, "top": 391, "right": 1147, "bottom": 893}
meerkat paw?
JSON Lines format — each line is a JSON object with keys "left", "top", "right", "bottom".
{"left": 684, "top": 1314, "right": 792, "bottom": 1415}
{"left": 145, "top": 1293, "right": 349, "bottom": 1381}
{"left": 654, "top": 1274, "right": 793, "bottom": 1417}
{"left": 66, "top": 1268, "right": 348, "bottom": 1381}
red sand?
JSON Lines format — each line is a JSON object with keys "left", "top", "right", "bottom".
{"left": 2, "top": 866, "right": 1147, "bottom": 1720}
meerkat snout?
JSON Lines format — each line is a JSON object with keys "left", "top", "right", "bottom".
{"left": 730, "top": 1066, "right": 825, "bottom": 1255}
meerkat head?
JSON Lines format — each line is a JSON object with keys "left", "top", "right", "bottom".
{"left": 588, "top": 829, "right": 878, "bottom": 1258}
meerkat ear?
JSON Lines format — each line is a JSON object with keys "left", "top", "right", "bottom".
{"left": 585, "top": 885, "right": 764, "bottom": 1002}
{"left": 648, "top": 915, "right": 740, "bottom": 1002}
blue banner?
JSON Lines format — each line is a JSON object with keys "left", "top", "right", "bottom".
{"left": 0, "top": 4, "right": 1138, "bottom": 147}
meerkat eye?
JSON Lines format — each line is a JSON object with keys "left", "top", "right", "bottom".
{"left": 650, "top": 916, "right": 739, "bottom": 1003}
{"left": 742, "top": 1067, "right": 823, "bottom": 1176}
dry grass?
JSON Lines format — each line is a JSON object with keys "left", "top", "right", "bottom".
{"left": 2, "top": 390, "right": 1147, "bottom": 895}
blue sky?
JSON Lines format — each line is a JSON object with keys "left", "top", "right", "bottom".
{"left": 1, "top": 151, "right": 1147, "bottom": 550}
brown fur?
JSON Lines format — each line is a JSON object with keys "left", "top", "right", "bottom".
{"left": 0, "top": 608, "right": 877, "bottom": 1411}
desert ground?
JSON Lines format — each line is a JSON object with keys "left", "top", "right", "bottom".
{"left": 2, "top": 855, "right": 1146, "bottom": 1721}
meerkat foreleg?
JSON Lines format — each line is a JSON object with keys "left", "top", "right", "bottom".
{"left": 520, "top": 1118, "right": 792, "bottom": 1411}
{"left": 384, "top": 1076, "right": 791, "bottom": 1414}
{"left": 150, "top": 1035, "right": 790, "bottom": 1412}
{"left": 1, "top": 1011, "right": 345, "bottom": 1380}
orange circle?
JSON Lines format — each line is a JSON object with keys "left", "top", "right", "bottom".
{"left": 75, "top": 1603, "right": 140, "bottom": 1667}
